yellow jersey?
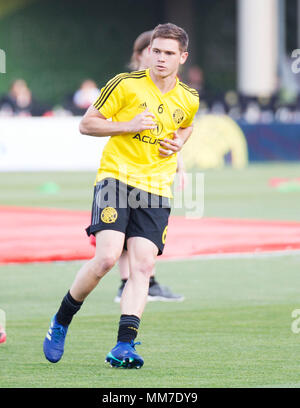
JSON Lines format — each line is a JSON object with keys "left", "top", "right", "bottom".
{"left": 93, "top": 68, "right": 199, "bottom": 198}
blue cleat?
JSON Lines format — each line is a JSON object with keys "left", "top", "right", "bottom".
{"left": 43, "top": 314, "right": 68, "bottom": 363}
{"left": 105, "top": 341, "right": 144, "bottom": 369}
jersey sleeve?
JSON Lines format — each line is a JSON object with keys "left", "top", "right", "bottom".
{"left": 93, "top": 73, "right": 126, "bottom": 119}
{"left": 181, "top": 96, "right": 200, "bottom": 128}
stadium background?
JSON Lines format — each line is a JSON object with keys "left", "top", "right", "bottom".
{"left": 1, "top": 0, "right": 300, "bottom": 389}
{"left": 0, "top": 0, "right": 237, "bottom": 104}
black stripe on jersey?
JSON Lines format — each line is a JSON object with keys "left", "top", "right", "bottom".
{"left": 130, "top": 70, "right": 146, "bottom": 76}
{"left": 179, "top": 82, "right": 199, "bottom": 97}
{"left": 179, "top": 82, "right": 198, "bottom": 93}
{"left": 98, "top": 73, "right": 146, "bottom": 109}
{"left": 179, "top": 84, "right": 199, "bottom": 97}
{"left": 97, "top": 71, "right": 146, "bottom": 105}
{"left": 94, "top": 71, "right": 146, "bottom": 110}
{"left": 95, "top": 72, "right": 146, "bottom": 110}
{"left": 96, "top": 72, "right": 146, "bottom": 109}
{"left": 94, "top": 73, "right": 132, "bottom": 109}
{"left": 93, "top": 74, "right": 126, "bottom": 109}
{"left": 93, "top": 74, "right": 124, "bottom": 108}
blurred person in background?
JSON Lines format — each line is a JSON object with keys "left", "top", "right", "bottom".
{"left": 0, "top": 79, "right": 49, "bottom": 116}
{"left": 63, "top": 79, "right": 100, "bottom": 116}
{"left": 128, "top": 30, "right": 153, "bottom": 71}
{"left": 186, "top": 65, "right": 204, "bottom": 95}
{"left": 186, "top": 65, "right": 211, "bottom": 102}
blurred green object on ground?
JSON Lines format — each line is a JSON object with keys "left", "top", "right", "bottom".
{"left": 38, "top": 181, "right": 60, "bottom": 195}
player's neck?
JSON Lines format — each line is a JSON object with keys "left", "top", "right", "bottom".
{"left": 149, "top": 69, "right": 177, "bottom": 94}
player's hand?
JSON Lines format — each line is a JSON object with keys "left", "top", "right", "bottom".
{"left": 127, "top": 108, "right": 157, "bottom": 133}
{"left": 159, "top": 131, "right": 184, "bottom": 157}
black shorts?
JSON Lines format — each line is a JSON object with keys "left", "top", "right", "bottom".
{"left": 86, "top": 178, "right": 171, "bottom": 255}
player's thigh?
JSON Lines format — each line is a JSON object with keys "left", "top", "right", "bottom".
{"left": 127, "top": 205, "right": 171, "bottom": 256}
{"left": 94, "top": 230, "right": 125, "bottom": 268}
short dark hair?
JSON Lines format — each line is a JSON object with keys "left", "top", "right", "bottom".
{"left": 151, "top": 23, "right": 189, "bottom": 52}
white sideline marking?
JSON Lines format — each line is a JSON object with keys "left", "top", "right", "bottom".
{"left": 159, "top": 249, "right": 300, "bottom": 262}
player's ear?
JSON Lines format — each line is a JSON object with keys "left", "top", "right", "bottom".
{"left": 180, "top": 51, "right": 188, "bottom": 65}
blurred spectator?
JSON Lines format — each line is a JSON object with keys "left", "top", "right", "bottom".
{"left": 0, "top": 79, "right": 49, "bottom": 116}
{"left": 186, "top": 65, "right": 206, "bottom": 99}
{"left": 223, "top": 90, "right": 242, "bottom": 120}
{"left": 2, "top": 70, "right": 299, "bottom": 124}
{"left": 185, "top": 65, "right": 216, "bottom": 114}
{"left": 63, "top": 79, "right": 100, "bottom": 116}
{"left": 129, "top": 30, "right": 153, "bottom": 71}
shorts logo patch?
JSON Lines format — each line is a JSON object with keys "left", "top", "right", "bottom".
{"left": 101, "top": 207, "right": 118, "bottom": 224}
{"left": 162, "top": 226, "right": 168, "bottom": 244}
{"left": 172, "top": 108, "right": 185, "bottom": 125}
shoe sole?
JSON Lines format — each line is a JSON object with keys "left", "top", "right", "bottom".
{"left": 105, "top": 352, "right": 143, "bottom": 369}
{"left": 147, "top": 295, "right": 185, "bottom": 302}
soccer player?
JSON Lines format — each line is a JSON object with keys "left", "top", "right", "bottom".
{"left": 116, "top": 30, "right": 186, "bottom": 303}
{"left": 43, "top": 23, "right": 199, "bottom": 369}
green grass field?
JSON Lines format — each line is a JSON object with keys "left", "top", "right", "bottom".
{"left": 1, "top": 164, "right": 300, "bottom": 388}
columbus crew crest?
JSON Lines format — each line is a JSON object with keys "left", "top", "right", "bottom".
{"left": 101, "top": 207, "right": 118, "bottom": 224}
{"left": 172, "top": 108, "right": 185, "bottom": 125}
{"left": 150, "top": 119, "right": 163, "bottom": 136}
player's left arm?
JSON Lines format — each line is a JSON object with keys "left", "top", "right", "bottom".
{"left": 159, "top": 125, "right": 193, "bottom": 157}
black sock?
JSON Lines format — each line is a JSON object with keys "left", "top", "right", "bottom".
{"left": 56, "top": 290, "right": 83, "bottom": 326}
{"left": 117, "top": 314, "right": 140, "bottom": 343}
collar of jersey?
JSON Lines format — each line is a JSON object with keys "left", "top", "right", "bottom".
{"left": 146, "top": 68, "right": 179, "bottom": 97}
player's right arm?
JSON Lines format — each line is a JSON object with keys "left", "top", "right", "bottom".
{"left": 79, "top": 106, "right": 157, "bottom": 137}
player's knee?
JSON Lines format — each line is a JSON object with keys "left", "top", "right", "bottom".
{"left": 92, "top": 253, "right": 118, "bottom": 278}
{"left": 136, "top": 258, "right": 155, "bottom": 279}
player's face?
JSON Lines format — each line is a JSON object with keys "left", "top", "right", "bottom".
{"left": 149, "top": 38, "right": 188, "bottom": 78}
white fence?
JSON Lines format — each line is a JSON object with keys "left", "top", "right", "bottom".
{"left": 0, "top": 117, "right": 109, "bottom": 171}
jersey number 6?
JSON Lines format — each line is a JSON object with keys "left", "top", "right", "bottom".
{"left": 158, "top": 104, "right": 164, "bottom": 114}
